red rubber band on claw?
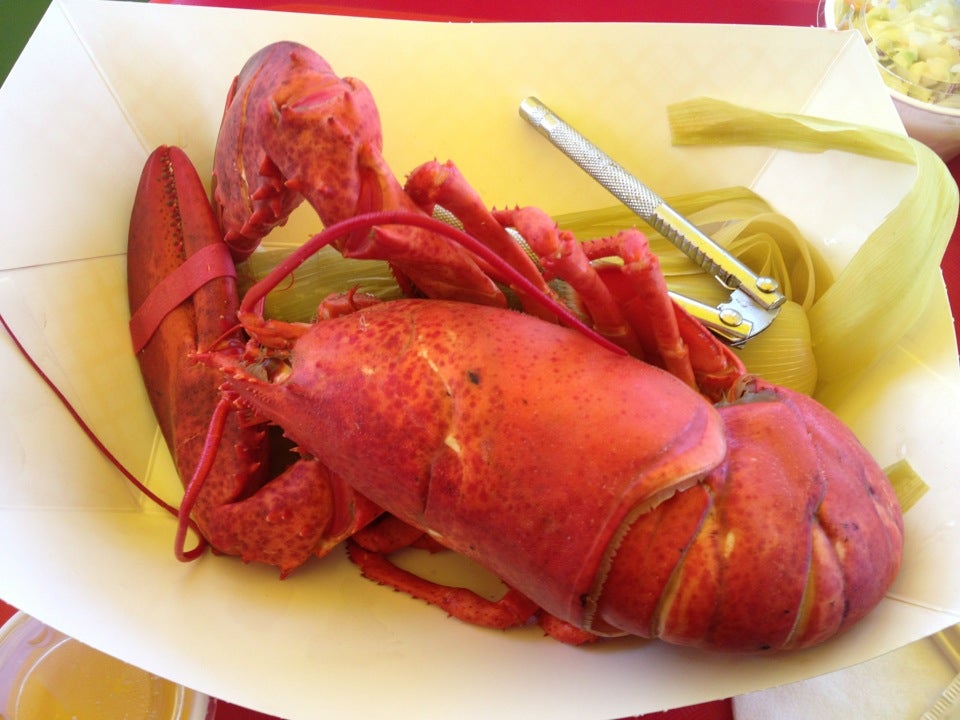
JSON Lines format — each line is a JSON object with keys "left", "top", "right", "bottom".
{"left": 129, "top": 242, "right": 237, "bottom": 354}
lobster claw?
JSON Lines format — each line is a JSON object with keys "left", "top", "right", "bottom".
{"left": 212, "top": 44, "right": 317, "bottom": 260}
{"left": 128, "top": 145, "right": 381, "bottom": 575}
{"left": 128, "top": 145, "right": 261, "bottom": 517}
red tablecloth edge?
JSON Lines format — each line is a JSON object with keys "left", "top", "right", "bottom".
{"left": 0, "top": 599, "right": 16, "bottom": 625}
{"left": 208, "top": 698, "right": 735, "bottom": 720}
{"left": 943, "top": 155, "right": 960, "bottom": 344}
{"left": 149, "top": 0, "right": 821, "bottom": 26}
{"left": 626, "top": 701, "right": 735, "bottom": 720}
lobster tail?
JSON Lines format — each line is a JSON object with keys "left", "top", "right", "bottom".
{"left": 590, "top": 379, "right": 903, "bottom": 651}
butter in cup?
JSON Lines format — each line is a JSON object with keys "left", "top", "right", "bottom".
{"left": 822, "top": 0, "right": 960, "bottom": 160}
{"left": 0, "top": 612, "right": 211, "bottom": 720}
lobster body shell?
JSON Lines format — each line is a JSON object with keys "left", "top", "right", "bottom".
{"left": 208, "top": 300, "right": 902, "bottom": 651}
{"left": 212, "top": 300, "right": 726, "bottom": 631}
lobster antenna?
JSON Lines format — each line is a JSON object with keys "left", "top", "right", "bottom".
{"left": 0, "top": 313, "right": 208, "bottom": 560}
{"left": 174, "top": 396, "right": 234, "bottom": 562}
{"left": 239, "top": 210, "right": 627, "bottom": 356}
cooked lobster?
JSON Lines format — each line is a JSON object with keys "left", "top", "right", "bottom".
{"left": 126, "top": 41, "right": 903, "bottom": 652}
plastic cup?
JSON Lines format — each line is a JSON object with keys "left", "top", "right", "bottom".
{"left": 0, "top": 612, "right": 212, "bottom": 720}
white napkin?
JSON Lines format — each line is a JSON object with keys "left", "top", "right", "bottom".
{"left": 734, "top": 632, "right": 958, "bottom": 720}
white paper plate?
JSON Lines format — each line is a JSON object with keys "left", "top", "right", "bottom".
{"left": 0, "top": 1, "right": 958, "bottom": 718}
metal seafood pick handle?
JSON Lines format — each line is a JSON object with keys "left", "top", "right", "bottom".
{"left": 519, "top": 96, "right": 785, "bottom": 344}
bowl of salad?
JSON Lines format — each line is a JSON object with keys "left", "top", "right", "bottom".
{"left": 824, "top": 0, "right": 960, "bottom": 160}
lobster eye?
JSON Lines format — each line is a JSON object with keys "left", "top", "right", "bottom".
{"left": 248, "top": 356, "right": 292, "bottom": 384}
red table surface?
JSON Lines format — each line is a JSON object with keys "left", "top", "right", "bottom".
{"left": 4, "top": 1, "right": 958, "bottom": 718}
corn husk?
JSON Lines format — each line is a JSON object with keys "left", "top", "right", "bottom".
{"left": 554, "top": 189, "right": 830, "bottom": 394}
{"left": 667, "top": 97, "right": 958, "bottom": 399}
{"left": 237, "top": 245, "right": 401, "bottom": 323}
{"left": 668, "top": 97, "right": 917, "bottom": 163}
{"left": 558, "top": 198, "right": 831, "bottom": 311}
{"left": 729, "top": 300, "right": 817, "bottom": 394}
{"left": 884, "top": 458, "right": 930, "bottom": 513}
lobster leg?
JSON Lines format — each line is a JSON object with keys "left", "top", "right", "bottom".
{"left": 591, "top": 256, "right": 744, "bottom": 403}
{"left": 346, "top": 513, "right": 540, "bottom": 629}
{"left": 493, "top": 207, "right": 730, "bottom": 393}
{"left": 493, "top": 207, "right": 645, "bottom": 355}
{"left": 350, "top": 513, "right": 446, "bottom": 554}
{"left": 346, "top": 541, "right": 539, "bottom": 630}
{"left": 582, "top": 232, "right": 698, "bottom": 389}
{"left": 404, "top": 160, "right": 557, "bottom": 315}
{"left": 582, "top": 234, "right": 745, "bottom": 402}
{"left": 346, "top": 538, "right": 598, "bottom": 645}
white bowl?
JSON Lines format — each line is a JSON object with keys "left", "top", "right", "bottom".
{"left": 822, "top": 0, "right": 960, "bottom": 160}
{"left": 890, "top": 89, "right": 960, "bottom": 159}
{"left": 0, "top": 612, "right": 212, "bottom": 720}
